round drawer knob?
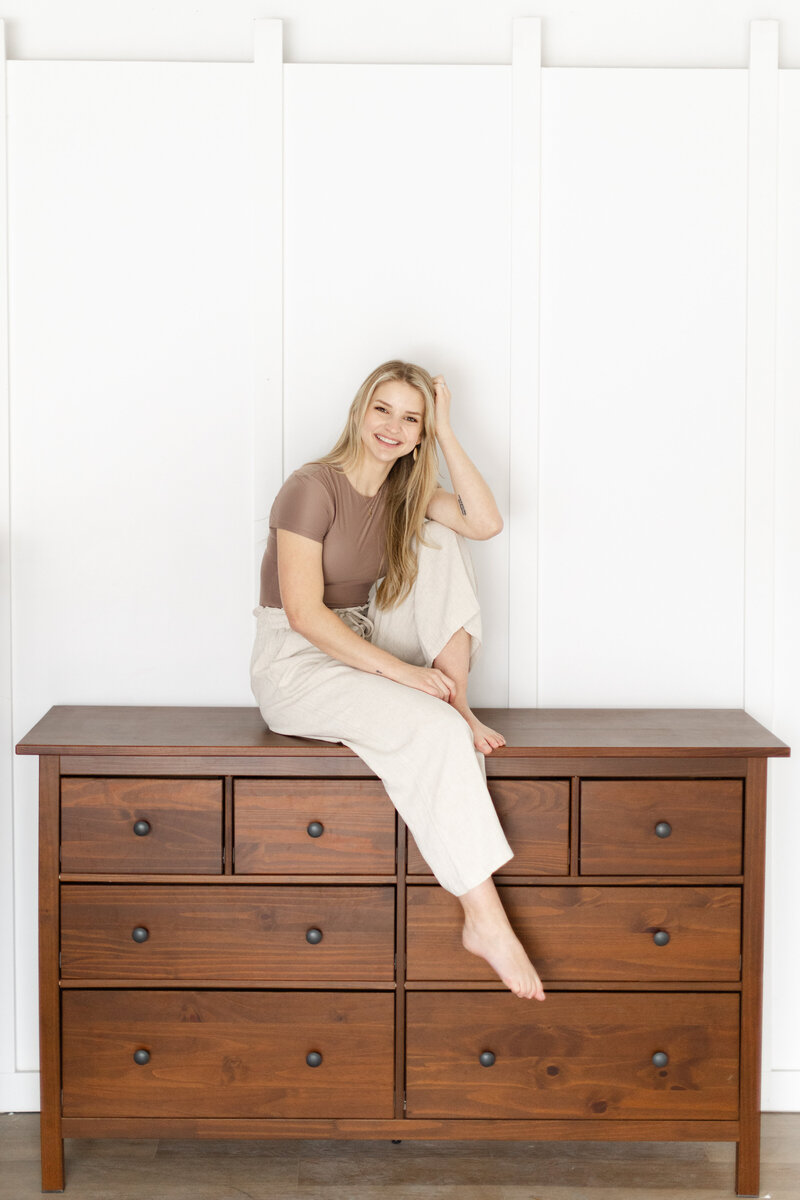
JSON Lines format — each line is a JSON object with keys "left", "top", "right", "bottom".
{"left": 307, "top": 821, "right": 324, "bottom": 838}
{"left": 306, "top": 1051, "right": 323, "bottom": 1068}
{"left": 654, "top": 821, "right": 672, "bottom": 839}
{"left": 133, "top": 819, "right": 152, "bottom": 837}
{"left": 653, "top": 930, "right": 671, "bottom": 947}
{"left": 479, "top": 1051, "right": 496, "bottom": 1068}
{"left": 131, "top": 927, "right": 150, "bottom": 943}
{"left": 652, "top": 1051, "right": 669, "bottom": 1068}
{"left": 133, "top": 1049, "right": 151, "bottom": 1065}
{"left": 306, "top": 928, "right": 323, "bottom": 945}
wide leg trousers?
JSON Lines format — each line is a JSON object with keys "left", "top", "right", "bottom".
{"left": 249, "top": 519, "right": 513, "bottom": 896}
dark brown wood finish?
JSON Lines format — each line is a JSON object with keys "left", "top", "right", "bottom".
{"left": 407, "top": 780, "right": 569, "bottom": 876}
{"left": 60, "top": 778, "right": 223, "bottom": 874}
{"left": 37, "top": 755, "right": 64, "bottom": 1193}
{"left": 406, "top": 885, "right": 742, "bottom": 982}
{"left": 16, "top": 706, "right": 789, "bottom": 1196}
{"left": 62, "top": 990, "right": 395, "bottom": 1118}
{"left": 17, "top": 705, "right": 790, "bottom": 757}
{"left": 405, "top": 991, "right": 740, "bottom": 1120}
{"left": 737, "top": 757, "right": 768, "bottom": 1197}
{"left": 233, "top": 779, "right": 395, "bottom": 874}
{"left": 580, "top": 780, "right": 743, "bottom": 875}
{"left": 61, "top": 884, "right": 395, "bottom": 980}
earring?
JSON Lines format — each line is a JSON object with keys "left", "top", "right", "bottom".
{"left": 413, "top": 445, "right": 418, "bottom": 463}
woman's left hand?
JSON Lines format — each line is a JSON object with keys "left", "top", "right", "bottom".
{"left": 431, "top": 374, "right": 452, "bottom": 437}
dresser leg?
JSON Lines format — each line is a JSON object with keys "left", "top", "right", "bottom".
{"left": 38, "top": 755, "right": 65, "bottom": 1192}
{"left": 40, "top": 1112, "right": 65, "bottom": 1192}
{"left": 735, "top": 1121, "right": 760, "bottom": 1198}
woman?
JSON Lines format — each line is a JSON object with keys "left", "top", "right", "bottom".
{"left": 250, "top": 359, "right": 545, "bottom": 1001}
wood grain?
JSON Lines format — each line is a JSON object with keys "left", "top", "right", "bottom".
{"left": 60, "top": 777, "right": 223, "bottom": 874}
{"left": 62, "top": 990, "right": 395, "bottom": 1119}
{"left": 61, "top": 884, "right": 395, "bottom": 980}
{"left": 406, "top": 991, "right": 740, "bottom": 1120}
{"left": 406, "top": 885, "right": 742, "bottom": 982}
{"left": 580, "top": 779, "right": 743, "bottom": 875}
{"left": 233, "top": 779, "right": 395, "bottom": 874}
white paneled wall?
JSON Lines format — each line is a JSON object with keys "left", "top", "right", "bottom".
{"left": 1, "top": 18, "right": 798, "bottom": 1113}
{"left": 281, "top": 62, "right": 512, "bottom": 706}
{"left": 538, "top": 67, "right": 748, "bottom": 706}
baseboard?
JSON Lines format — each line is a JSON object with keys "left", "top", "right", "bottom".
{"left": 0, "top": 1070, "right": 40, "bottom": 1112}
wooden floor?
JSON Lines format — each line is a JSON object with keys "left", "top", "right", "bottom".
{"left": 1, "top": 1113, "right": 798, "bottom": 1199}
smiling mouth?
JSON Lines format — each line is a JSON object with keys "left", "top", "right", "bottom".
{"left": 375, "top": 434, "right": 400, "bottom": 446}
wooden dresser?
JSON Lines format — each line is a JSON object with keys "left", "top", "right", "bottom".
{"left": 16, "top": 705, "right": 789, "bottom": 1195}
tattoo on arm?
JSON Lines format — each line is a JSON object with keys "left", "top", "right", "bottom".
{"left": 376, "top": 669, "right": 383, "bottom": 675}
{"left": 457, "top": 494, "right": 467, "bottom": 517}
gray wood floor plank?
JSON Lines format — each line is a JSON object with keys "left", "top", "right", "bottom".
{"left": 0, "top": 1113, "right": 796, "bottom": 1199}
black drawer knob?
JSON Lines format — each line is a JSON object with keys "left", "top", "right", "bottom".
{"left": 654, "top": 821, "right": 672, "bottom": 839}
{"left": 306, "top": 928, "right": 323, "bottom": 945}
{"left": 306, "top": 1051, "right": 323, "bottom": 1068}
{"left": 653, "top": 930, "right": 671, "bottom": 947}
{"left": 133, "top": 819, "right": 151, "bottom": 837}
{"left": 652, "top": 1051, "right": 669, "bottom": 1068}
{"left": 133, "top": 1049, "right": 151, "bottom": 1065}
{"left": 307, "top": 821, "right": 324, "bottom": 838}
{"left": 131, "top": 927, "right": 150, "bottom": 943}
{"left": 479, "top": 1051, "right": 496, "bottom": 1068}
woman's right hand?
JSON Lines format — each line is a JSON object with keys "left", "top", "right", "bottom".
{"left": 394, "top": 663, "right": 456, "bottom": 701}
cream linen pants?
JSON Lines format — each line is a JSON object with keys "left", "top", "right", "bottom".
{"left": 249, "top": 519, "right": 513, "bottom": 896}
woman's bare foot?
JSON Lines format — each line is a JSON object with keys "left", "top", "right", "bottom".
{"left": 458, "top": 879, "right": 546, "bottom": 1001}
{"left": 450, "top": 699, "right": 506, "bottom": 755}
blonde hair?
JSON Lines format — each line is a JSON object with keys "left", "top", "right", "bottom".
{"left": 311, "top": 359, "right": 441, "bottom": 610}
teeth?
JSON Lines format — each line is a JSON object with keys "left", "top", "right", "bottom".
{"left": 376, "top": 435, "right": 400, "bottom": 445}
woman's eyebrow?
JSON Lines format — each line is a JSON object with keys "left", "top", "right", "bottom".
{"left": 375, "top": 398, "right": 424, "bottom": 417}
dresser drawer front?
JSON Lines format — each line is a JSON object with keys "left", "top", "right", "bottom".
{"left": 406, "top": 885, "right": 741, "bottom": 981}
{"left": 62, "top": 990, "right": 395, "bottom": 1118}
{"left": 60, "top": 778, "right": 223, "bottom": 874}
{"left": 61, "top": 885, "right": 395, "bottom": 980}
{"left": 407, "top": 780, "right": 570, "bottom": 877}
{"left": 580, "top": 780, "right": 743, "bottom": 875}
{"left": 406, "top": 991, "right": 739, "bottom": 1119}
{"left": 233, "top": 780, "right": 396, "bottom": 874}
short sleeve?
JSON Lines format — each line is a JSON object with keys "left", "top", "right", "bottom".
{"left": 269, "top": 467, "right": 335, "bottom": 544}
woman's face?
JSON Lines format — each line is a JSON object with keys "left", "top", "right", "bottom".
{"left": 360, "top": 380, "right": 425, "bottom": 465}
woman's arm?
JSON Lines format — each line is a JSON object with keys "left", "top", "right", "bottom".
{"left": 424, "top": 376, "right": 503, "bottom": 540}
{"left": 277, "top": 529, "right": 455, "bottom": 701}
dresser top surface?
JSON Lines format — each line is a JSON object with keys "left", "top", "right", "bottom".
{"left": 15, "top": 705, "right": 790, "bottom": 758}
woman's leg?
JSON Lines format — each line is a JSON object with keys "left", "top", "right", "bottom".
{"left": 432, "top": 626, "right": 506, "bottom": 755}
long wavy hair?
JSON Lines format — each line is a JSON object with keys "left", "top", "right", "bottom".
{"left": 311, "top": 359, "right": 441, "bottom": 610}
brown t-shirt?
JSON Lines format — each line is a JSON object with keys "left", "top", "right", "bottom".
{"left": 260, "top": 462, "right": 389, "bottom": 608}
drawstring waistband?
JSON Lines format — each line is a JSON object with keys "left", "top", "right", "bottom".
{"left": 254, "top": 601, "right": 374, "bottom": 642}
{"left": 333, "top": 603, "right": 374, "bottom": 641}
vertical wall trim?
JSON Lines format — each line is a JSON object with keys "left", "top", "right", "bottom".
{"left": 744, "top": 20, "right": 779, "bottom": 729}
{"left": 745, "top": 18, "right": 780, "bottom": 1111}
{"left": 253, "top": 19, "right": 284, "bottom": 593}
{"left": 0, "top": 18, "right": 18, "bottom": 1102}
{"left": 508, "top": 18, "right": 542, "bottom": 707}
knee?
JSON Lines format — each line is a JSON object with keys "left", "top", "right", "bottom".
{"left": 410, "top": 695, "right": 473, "bottom": 746}
{"left": 419, "top": 519, "right": 462, "bottom": 554}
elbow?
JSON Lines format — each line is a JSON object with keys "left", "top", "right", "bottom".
{"left": 474, "top": 514, "right": 504, "bottom": 540}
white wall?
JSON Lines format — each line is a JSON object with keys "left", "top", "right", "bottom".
{"left": 1, "top": 10, "right": 798, "bottom": 1118}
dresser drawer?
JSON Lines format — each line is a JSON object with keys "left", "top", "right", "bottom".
{"left": 406, "top": 885, "right": 741, "bottom": 981}
{"left": 234, "top": 780, "right": 396, "bottom": 874}
{"left": 406, "top": 991, "right": 739, "bottom": 1119}
{"left": 407, "top": 780, "right": 570, "bottom": 876}
{"left": 61, "top": 885, "right": 395, "bottom": 980}
{"left": 62, "top": 989, "right": 395, "bottom": 1118}
{"left": 60, "top": 778, "right": 223, "bottom": 874}
{"left": 580, "top": 780, "right": 743, "bottom": 875}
